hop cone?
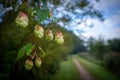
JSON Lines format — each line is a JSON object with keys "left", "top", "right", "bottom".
{"left": 45, "top": 29, "right": 54, "bottom": 41}
{"left": 54, "top": 32, "right": 64, "bottom": 44}
{"left": 35, "top": 57, "right": 42, "bottom": 68}
{"left": 15, "top": 12, "right": 29, "bottom": 28}
{"left": 25, "top": 59, "right": 33, "bottom": 70}
{"left": 34, "top": 25, "right": 44, "bottom": 38}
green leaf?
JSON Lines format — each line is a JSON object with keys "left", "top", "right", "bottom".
{"left": 33, "top": 6, "right": 40, "bottom": 13}
{"left": 26, "top": 44, "right": 34, "bottom": 56}
{"left": 39, "top": 46, "right": 46, "bottom": 58}
{"left": 41, "top": 0, "right": 47, "bottom": 7}
{"left": 36, "top": 9, "right": 49, "bottom": 23}
{"left": 16, "top": 43, "right": 34, "bottom": 60}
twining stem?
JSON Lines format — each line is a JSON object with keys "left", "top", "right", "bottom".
{"left": 30, "top": 48, "right": 36, "bottom": 59}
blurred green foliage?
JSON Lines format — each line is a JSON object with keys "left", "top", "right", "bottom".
{"left": 0, "top": 10, "right": 85, "bottom": 80}
{"left": 87, "top": 37, "right": 120, "bottom": 76}
{"left": 87, "top": 37, "right": 108, "bottom": 59}
{"left": 107, "top": 39, "right": 120, "bottom": 52}
{"left": 103, "top": 52, "right": 120, "bottom": 75}
{"left": 103, "top": 39, "right": 120, "bottom": 75}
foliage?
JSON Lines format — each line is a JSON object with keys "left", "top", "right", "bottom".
{"left": 87, "top": 38, "right": 120, "bottom": 75}
{"left": 51, "top": 0, "right": 104, "bottom": 26}
{"left": 87, "top": 37, "right": 108, "bottom": 59}
{"left": 103, "top": 51, "right": 120, "bottom": 75}
{"left": 0, "top": 0, "right": 104, "bottom": 28}
{"left": 92, "top": 40, "right": 107, "bottom": 57}
{"left": 87, "top": 37, "right": 96, "bottom": 52}
{"left": 76, "top": 56, "right": 118, "bottom": 80}
{"left": 78, "top": 52, "right": 104, "bottom": 66}
{"left": 2, "top": 0, "right": 65, "bottom": 71}
{"left": 53, "top": 56, "right": 80, "bottom": 80}
{"left": 70, "top": 34, "right": 86, "bottom": 54}
{"left": 102, "top": 39, "right": 120, "bottom": 74}
{"left": 35, "top": 8, "right": 49, "bottom": 23}
{"left": 0, "top": 10, "right": 81, "bottom": 80}
{"left": 16, "top": 43, "right": 34, "bottom": 60}
{"left": 107, "top": 39, "right": 120, "bottom": 52}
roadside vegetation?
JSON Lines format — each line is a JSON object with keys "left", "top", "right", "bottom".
{"left": 76, "top": 55, "right": 119, "bottom": 80}
{"left": 53, "top": 57, "right": 80, "bottom": 80}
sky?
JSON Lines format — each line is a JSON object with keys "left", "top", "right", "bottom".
{"left": 73, "top": 0, "right": 120, "bottom": 40}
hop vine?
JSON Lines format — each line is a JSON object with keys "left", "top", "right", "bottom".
{"left": 15, "top": 8, "right": 64, "bottom": 70}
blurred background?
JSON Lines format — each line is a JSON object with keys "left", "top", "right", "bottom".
{"left": 0, "top": 0, "right": 120, "bottom": 80}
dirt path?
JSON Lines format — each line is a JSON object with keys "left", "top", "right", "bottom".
{"left": 73, "top": 57, "right": 93, "bottom": 80}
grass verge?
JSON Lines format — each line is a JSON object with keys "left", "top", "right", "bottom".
{"left": 53, "top": 57, "right": 80, "bottom": 80}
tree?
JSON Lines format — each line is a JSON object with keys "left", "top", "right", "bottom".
{"left": 0, "top": 0, "right": 104, "bottom": 26}
{"left": 107, "top": 39, "right": 120, "bottom": 52}
{"left": 70, "top": 34, "right": 86, "bottom": 54}
{"left": 87, "top": 37, "right": 96, "bottom": 52}
{"left": 87, "top": 37, "right": 107, "bottom": 59}
{"left": 51, "top": 0, "right": 104, "bottom": 26}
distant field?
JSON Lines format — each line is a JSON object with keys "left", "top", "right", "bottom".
{"left": 53, "top": 57, "right": 80, "bottom": 80}
{"left": 76, "top": 56, "right": 119, "bottom": 80}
